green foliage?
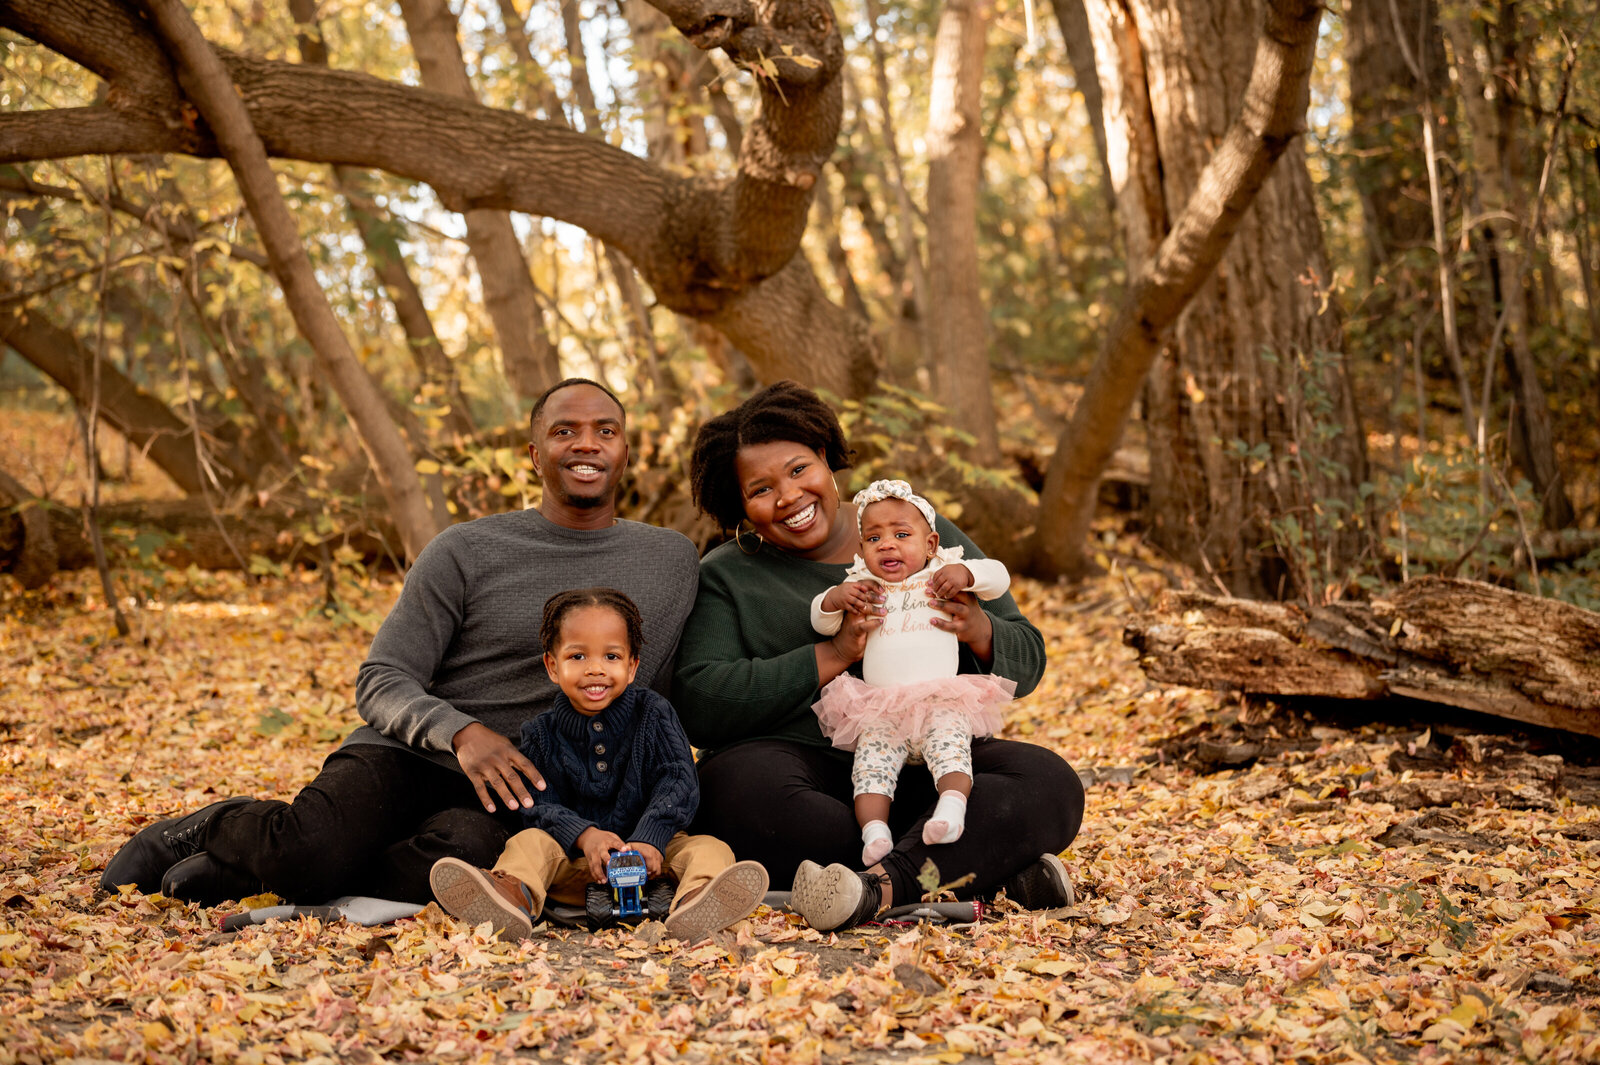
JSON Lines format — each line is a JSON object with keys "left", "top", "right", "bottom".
{"left": 831, "top": 384, "right": 1035, "bottom": 522}
{"left": 1378, "top": 882, "right": 1476, "bottom": 950}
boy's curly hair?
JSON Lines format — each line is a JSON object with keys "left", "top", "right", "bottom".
{"left": 540, "top": 588, "right": 644, "bottom": 659}
{"left": 688, "top": 381, "right": 855, "bottom": 531}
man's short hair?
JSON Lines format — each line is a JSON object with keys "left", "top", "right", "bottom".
{"left": 528, "top": 378, "right": 626, "bottom": 436}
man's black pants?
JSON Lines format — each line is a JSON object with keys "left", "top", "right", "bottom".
{"left": 203, "top": 744, "right": 519, "bottom": 904}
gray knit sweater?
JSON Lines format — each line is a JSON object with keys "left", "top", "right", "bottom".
{"left": 350, "top": 508, "right": 700, "bottom": 772}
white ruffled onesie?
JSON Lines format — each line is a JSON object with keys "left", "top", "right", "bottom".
{"left": 809, "top": 546, "right": 1016, "bottom": 797}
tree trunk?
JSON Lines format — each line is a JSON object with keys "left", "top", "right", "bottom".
{"left": 1125, "top": 577, "right": 1600, "bottom": 735}
{"left": 140, "top": 0, "right": 442, "bottom": 561}
{"left": 619, "top": 0, "right": 713, "bottom": 167}
{"left": 396, "top": 0, "right": 561, "bottom": 404}
{"left": 861, "top": 0, "right": 931, "bottom": 338}
{"left": 1045, "top": 0, "right": 1115, "bottom": 216}
{"left": 288, "top": 0, "right": 477, "bottom": 442}
{"left": 0, "top": 301, "right": 246, "bottom": 495}
{"left": 1440, "top": 8, "right": 1575, "bottom": 530}
{"left": 492, "top": 0, "right": 568, "bottom": 122}
{"left": 1033, "top": 0, "right": 1361, "bottom": 599}
{"left": 1344, "top": 0, "right": 1450, "bottom": 274}
{"left": 813, "top": 174, "right": 869, "bottom": 321}
{"left": 1570, "top": 142, "right": 1600, "bottom": 355}
{"left": 924, "top": 0, "right": 999, "bottom": 459}
{"left": 0, "top": 466, "right": 59, "bottom": 588}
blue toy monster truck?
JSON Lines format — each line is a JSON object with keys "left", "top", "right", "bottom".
{"left": 585, "top": 849, "right": 675, "bottom": 930}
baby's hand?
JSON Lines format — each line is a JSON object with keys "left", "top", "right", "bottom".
{"left": 926, "top": 564, "right": 972, "bottom": 600}
{"left": 825, "top": 580, "right": 884, "bottom": 617}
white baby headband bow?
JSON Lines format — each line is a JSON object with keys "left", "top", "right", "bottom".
{"left": 852, "top": 479, "right": 938, "bottom": 531}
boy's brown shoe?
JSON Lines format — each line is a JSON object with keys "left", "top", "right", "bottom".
{"left": 665, "top": 860, "right": 769, "bottom": 944}
{"left": 430, "top": 857, "right": 536, "bottom": 940}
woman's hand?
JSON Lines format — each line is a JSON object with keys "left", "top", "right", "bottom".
{"left": 833, "top": 607, "right": 883, "bottom": 661}
{"left": 452, "top": 722, "right": 546, "bottom": 813}
{"left": 930, "top": 590, "right": 994, "bottom": 663}
{"left": 816, "top": 608, "right": 883, "bottom": 684}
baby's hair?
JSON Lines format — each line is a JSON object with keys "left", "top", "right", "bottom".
{"left": 859, "top": 496, "right": 933, "bottom": 526}
{"left": 689, "top": 380, "right": 854, "bottom": 531}
{"left": 540, "top": 588, "right": 644, "bottom": 659}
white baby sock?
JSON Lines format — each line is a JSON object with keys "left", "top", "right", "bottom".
{"left": 861, "top": 820, "right": 894, "bottom": 865}
{"left": 923, "top": 791, "right": 968, "bottom": 845}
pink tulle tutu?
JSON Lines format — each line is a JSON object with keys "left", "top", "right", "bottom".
{"left": 812, "top": 674, "right": 1016, "bottom": 751}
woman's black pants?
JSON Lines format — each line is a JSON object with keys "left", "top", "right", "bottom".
{"left": 689, "top": 737, "right": 1085, "bottom": 908}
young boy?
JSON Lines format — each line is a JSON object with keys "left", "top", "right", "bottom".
{"left": 429, "top": 588, "right": 767, "bottom": 943}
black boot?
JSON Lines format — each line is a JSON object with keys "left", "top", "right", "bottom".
{"left": 161, "top": 852, "right": 265, "bottom": 906}
{"left": 99, "top": 797, "right": 253, "bottom": 895}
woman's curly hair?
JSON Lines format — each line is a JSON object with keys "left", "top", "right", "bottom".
{"left": 689, "top": 381, "right": 854, "bottom": 531}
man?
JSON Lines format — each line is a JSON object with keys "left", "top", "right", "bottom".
{"left": 100, "top": 379, "right": 700, "bottom": 905}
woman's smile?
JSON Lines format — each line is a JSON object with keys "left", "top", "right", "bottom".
{"left": 781, "top": 502, "right": 818, "bottom": 530}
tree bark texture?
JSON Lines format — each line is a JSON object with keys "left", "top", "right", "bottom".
{"left": 1034, "top": 0, "right": 1364, "bottom": 598}
{"left": 1439, "top": 9, "right": 1575, "bottom": 530}
{"left": 138, "top": 0, "right": 442, "bottom": 561}
{"left": 1124, "top": 576, "right": 1600, "bottom": 737}
{"left": 396, "top": 0, "right": 561, "bottom": 403}
{"left": 0, "top": 0, "right": 881, "bottom": 398}
{"left": 924, "top": 0, "right": 1000, "bottom": 459}
{"left": 1136, "top": 0, "right": 1366, "bottom": 597}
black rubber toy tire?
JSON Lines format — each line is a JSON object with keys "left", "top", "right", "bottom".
{"left": 585, "top": 883, "right": 614, "bottom": 931}
{"left": 644, "top": 878, "right": 675, "bottom": 921}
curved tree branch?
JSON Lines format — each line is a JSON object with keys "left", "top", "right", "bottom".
{"left": 0, "top": 0, "right": 847, "bottom": 328}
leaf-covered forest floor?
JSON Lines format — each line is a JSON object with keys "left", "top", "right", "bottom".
{"left": 2, "top": 551, "right": 1598, "bottom": 1065}
{"left": 3, "top": 410, "right": 1600, "bottom": 1064}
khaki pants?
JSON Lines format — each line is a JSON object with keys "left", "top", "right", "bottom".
{"left": 494, "top": 829, "right": 734, "bottom": 917}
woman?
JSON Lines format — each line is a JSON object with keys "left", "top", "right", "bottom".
{"left": 673, "top": 381, "right": 1085, "bottom": 931}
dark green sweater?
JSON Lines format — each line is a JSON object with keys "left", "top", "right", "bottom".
{"left": 672, "top": 516, "right": 1046, "bottom": 758}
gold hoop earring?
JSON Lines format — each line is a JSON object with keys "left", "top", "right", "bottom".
{"left": 734, "top": 524, "right": 763, "bottom": 555}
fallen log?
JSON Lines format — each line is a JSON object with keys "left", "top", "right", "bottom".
{"left": 1124, "top": 576, "right": 1600, "bottom": 737}
{"left": 0, "top": 488, "right": 401, "bottom": 580}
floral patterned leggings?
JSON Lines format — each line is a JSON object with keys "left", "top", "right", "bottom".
{"left": 851, "top": 706, "right": 974, "bottom": 798}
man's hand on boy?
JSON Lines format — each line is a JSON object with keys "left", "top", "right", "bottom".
{"left": 577, "top": 827, "right": 628, "bottom": 882}
{"left": 627, "top": 841, "right": 664, "bottom": 877}
{"left": 824, "top": 580, "right": 884, "bottom": 617}
{"left": 926, "top": 563, "right": 972, "bottom": 600}
{"left": 452, "top": 722, "right": 546, "bottom": 814}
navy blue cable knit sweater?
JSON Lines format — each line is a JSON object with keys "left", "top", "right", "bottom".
{"left": 517, "top": 685, "right": 699, "bottom": 855}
